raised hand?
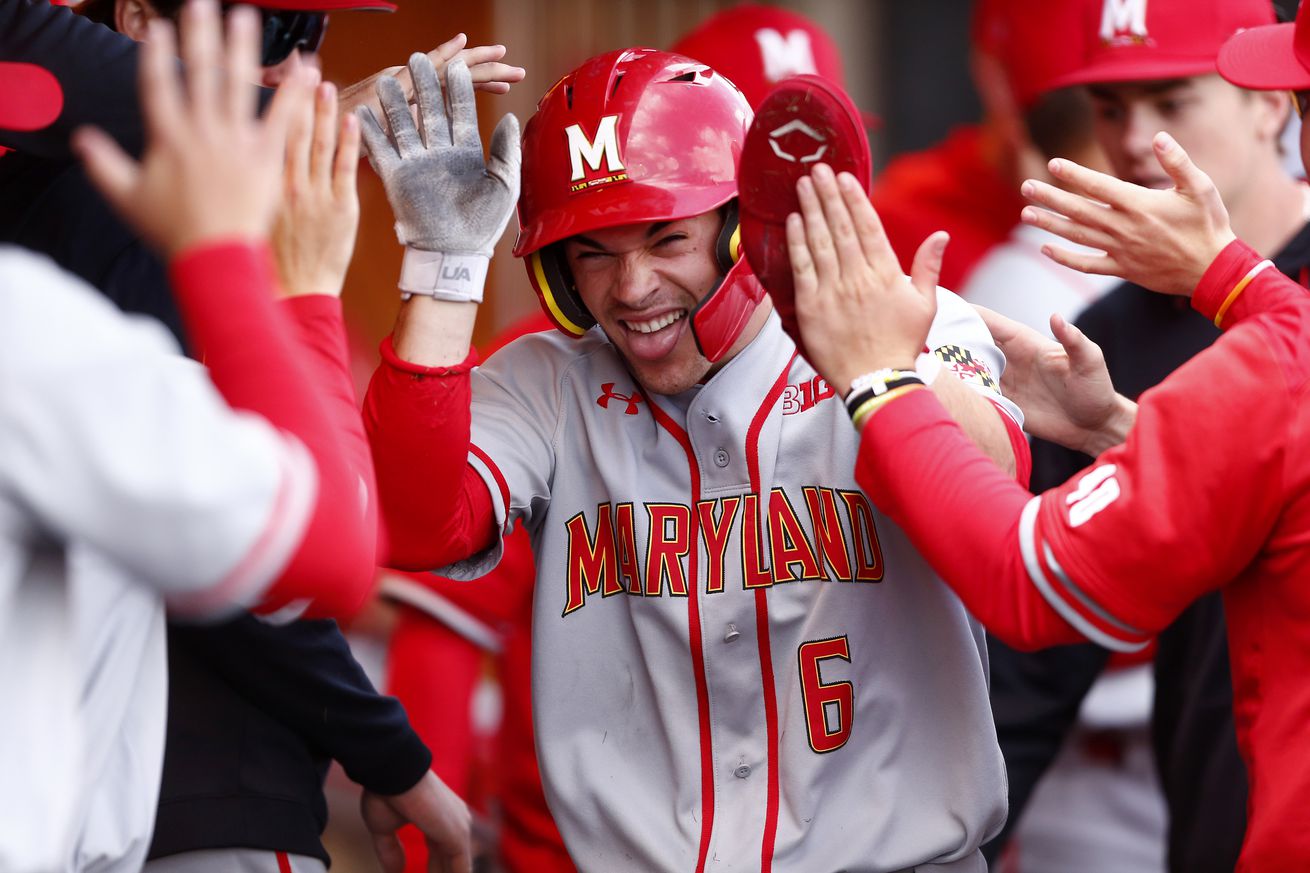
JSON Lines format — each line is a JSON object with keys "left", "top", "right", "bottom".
{"left": 272, "top": 80, "right": 361, "bottom": 298}
{"left": 788, "top": 162, "right": 943, "bottom": 395}
{"left": 1020, "top": 132, "right": 1236, "bottom": 296}
{"left": 974, "top": 305, "right": 1135, "bottom": 455}
{"left": 340, "top": 32, "right": 526, "bottom": 117}
{"left": 72, "top": 0, "right": 316, "bottom": 258}
{"left": 358, "top": 53, "right": 520, "bottom": 301}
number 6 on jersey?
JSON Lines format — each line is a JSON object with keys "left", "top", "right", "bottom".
{"left": 798, "top": 636, "right": 854, "bottom": 753}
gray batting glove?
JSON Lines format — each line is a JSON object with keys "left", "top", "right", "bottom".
{"left": 358, "top": 53, "right": 521, "bottom": 303}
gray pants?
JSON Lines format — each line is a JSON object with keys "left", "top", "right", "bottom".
{"left": 144, "top": 849, "right": 328, "bottom": 873}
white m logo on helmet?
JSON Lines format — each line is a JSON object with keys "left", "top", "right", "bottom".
{"left": 565, "top": 115, "right": 624, "bottom": 183}
{"left": 1099, "top": 0, "right": 1148, "bottom": 42}
{"left": 754, "top": 28, "right": 819, "bottom": 83}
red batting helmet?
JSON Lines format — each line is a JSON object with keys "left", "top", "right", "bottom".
{"left": 514, "top": 48, "right": 765, "bottom": 362}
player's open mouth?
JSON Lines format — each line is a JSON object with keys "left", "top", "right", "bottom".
{"left": 621, "top": 309, "right": 687, "bottom": 334}
{"left": 617, "top": 309, "right": 689, "bottom": 361}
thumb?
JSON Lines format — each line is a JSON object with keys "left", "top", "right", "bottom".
{"left": 73, "top": 126, "right": 139, "bottom": 218}
{"left": 909, "top": 231, "right": 949, "bottom": 300}
{"left": 1153, "top": 131, "right": 1212, "bottom": 197}
{"left": 1051, "top": 313, "right": 1104, "bottom": 373}
{"left": 974, "top": 303, "right": 1021, "bottom": 347}
{"left": 487, "top": 112, "right": 522, "bottom": 194}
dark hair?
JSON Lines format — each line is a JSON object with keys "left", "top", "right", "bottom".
{"left": 79, "top": 0, "right": 187, "bottom": 29}
{"left": 1024, "top": 87, "right": 1097, "bottom": 161}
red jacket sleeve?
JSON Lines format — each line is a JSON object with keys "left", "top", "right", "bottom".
{"left": 1194, "top": 238, "right": 1309, "bottom": 328}
{"left": 168, "top": 241, "right": 374, "bottom": 618}
{"left": 362, "top": 336, "right": 497, "bottom": 571}
{"left": 856, "top": 306, "right": 1293, "bottom": 652}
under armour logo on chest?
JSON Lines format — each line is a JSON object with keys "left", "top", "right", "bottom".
{"left": 596, "top": 383, "right": 643, "bottom": 416}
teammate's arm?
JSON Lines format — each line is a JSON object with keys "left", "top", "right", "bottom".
{"left": 789, "top": 149, "right": 1290, "bottom": 652}
{"left": 358, "top": 54, "right": 520, "bottom": 568}
{"left": 66, "top": 2, "right": 376, "bottom": 616}
{"left": 788, "top": 163, "right": 1016, "bottom": 474}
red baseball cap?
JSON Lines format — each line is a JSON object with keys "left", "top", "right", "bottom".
{"left": 1053, "top": 0, "right": 1275, "bottom": 88}
{"left": 670, "top": 4, "right": 857, "bottom": 112}
{"left": 1218, "top": 3, "right": 1310, "bottom": 91}
{"left": 971, "top": 0, "right": 1094, "bottom": 108}
{"left": 0, "top": 62, "right": 63, "bottom": 132}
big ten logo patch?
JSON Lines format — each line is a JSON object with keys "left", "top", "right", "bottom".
{"left": 1099, "top": 0, "right": 1150, "bottom": 46}
{"left": 561, "top": 486, "right": 885, "bottom": 615}
{"left": 754, "top": 27, "right": 819, "bottom": 84}
{"left": 596, "top": 382, "right": 643, "bottom": 416}
{"left": 934, "top": 345, "right": 997, "bottom": 391}
{"left": 565, "top": 114, "right": 629, "bottom": 192}
{"left": 781, "top": 375, "right": 835, "bottom": 415}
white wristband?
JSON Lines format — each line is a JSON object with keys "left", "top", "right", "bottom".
{"left": 398, "top": 248, "right": 488, "bottom": 303}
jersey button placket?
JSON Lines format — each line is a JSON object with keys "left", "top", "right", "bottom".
{"left": 713, "top": 448, "right": 730, "bottom": 468}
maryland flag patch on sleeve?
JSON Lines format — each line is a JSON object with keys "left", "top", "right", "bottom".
{"left": 933, "top": 344, "right": 998, "bottom": 390}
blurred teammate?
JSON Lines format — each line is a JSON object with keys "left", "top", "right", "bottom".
{"left": 868, "top": 0, "right": 1030, "bottom": 290}
{"left": 978, "top": 2, "right": 1310, "bottom": 869}
{"left": 0, "top": 6, "right": 391, "bottom": 868}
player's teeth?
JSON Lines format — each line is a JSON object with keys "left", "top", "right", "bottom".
{"left": 627, "top": 311, "right": 684, "bottom": 334}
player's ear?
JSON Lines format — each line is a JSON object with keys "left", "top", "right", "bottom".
{"left": 1251, "top": 87, "right": 1291, "bottom": 147}
{"left": 116, "top": 0, "right": 157, "bottom": 42}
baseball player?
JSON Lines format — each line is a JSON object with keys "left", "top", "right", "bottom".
{"left": 359, "top": 48, "right": 1028, "bottom": 871}
{"left": 783, "top": 14, "right": 1310, "bottom": 864}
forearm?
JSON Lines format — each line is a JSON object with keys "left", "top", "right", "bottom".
{"left": 930, "top": 371, "right": 1017, "bottom": 477}
{"left": 392, "top": 296, "right": 479, "bottom": 367}
{"left": 364, "top": 337, "right": 497, "bottom": 570}
{"left": 855, "top": 388, "right": 1083, "bottom": 650}
{"left": 169, "top": 241, "right": 374, "bottom": 617}
{"left": 282, "top": 295, "right": 383, "bottom": 559}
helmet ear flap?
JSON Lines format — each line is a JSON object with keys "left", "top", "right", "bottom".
{"left": 715, "top": 200, "right": 742, "bottom": 273}
{"left": 527, "top": 245, "right": 596, "bottom": 338}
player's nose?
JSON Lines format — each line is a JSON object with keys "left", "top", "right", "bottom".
{"left": 612, "top": 255, "right": 660, "bottom": 307}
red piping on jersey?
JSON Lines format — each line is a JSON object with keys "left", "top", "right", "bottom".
{"left": 275, "top": 853, "right": 293, "bottom": 873}
{"left": 469, "top": 444, "right": 512, "bottom": 519}
{"left": 748, "top": 352, "right": 798, "bottom": 873}
{"left": 644, "top": 395, "right": 714, "bottom": 873}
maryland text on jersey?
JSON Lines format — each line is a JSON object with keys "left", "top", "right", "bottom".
{"left": 561, "top": 485, "right": 885, "bottom": 615}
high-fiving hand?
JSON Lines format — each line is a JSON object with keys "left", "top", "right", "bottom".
{"left": 73, "top": 0, "right": 316, "bottom": 258}
{"left": 1020, "top": 132, "right": 1236, "bottom": 296}
{"left": 359, "top": 53, "right": 520, "bottom": 302}
{"left": 787, "top": 162, "right": 946, "bottom": 395}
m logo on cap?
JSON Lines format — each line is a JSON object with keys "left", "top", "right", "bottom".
{"left": 1099, "top": 0, "right": 1149, "bottom": 45}
{"left": 565, "top": 115, "right": 625, "bottom": 183}
{"left": 754, "top": 28, "right": 819, "bottom": 84}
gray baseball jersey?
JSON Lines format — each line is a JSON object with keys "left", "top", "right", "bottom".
{"left": 445, "top": 290, "right": 1015, "bottom": 873}
{"left": 0, "top": 249, "right": 317, "bottom": 872}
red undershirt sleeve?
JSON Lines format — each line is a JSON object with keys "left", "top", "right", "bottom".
{"left": 362, "top": 336, "right": 498, "bottom": 571}
{"left": 168, "top": 241, "right": 375, "bottom": 618}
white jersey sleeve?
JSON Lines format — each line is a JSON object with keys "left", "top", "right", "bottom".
{"left": 0, "top": 248, "right": 316, "bottom": 615}
{"left": 919, "top": 286, "right": 1024, "bottom": 428}
{"left": 441, "top": 331, "right": 574, "bottom": 580}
